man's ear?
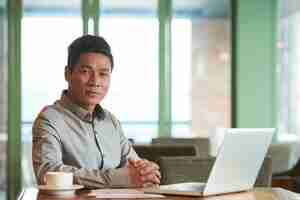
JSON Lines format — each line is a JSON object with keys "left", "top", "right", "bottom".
{"left": 65, "top": 66, "right": 71, "bottom": 82}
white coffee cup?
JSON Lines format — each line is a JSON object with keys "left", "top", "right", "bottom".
{"left": 45, "top": 172, "right": 73, "bottom": 188}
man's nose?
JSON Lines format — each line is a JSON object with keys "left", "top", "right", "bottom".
{"left": 88, "top": 72, "right": 101, "bottom": 87}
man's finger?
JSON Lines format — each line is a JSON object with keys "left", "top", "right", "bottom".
{"left": 154, "top": 170, "right": 161, "bottom": 179}
{"left": 139, "top": 162, "right": 160, "bottom": 175}
{"left": 142, "top": 173, "right": 160, "bottom": 184}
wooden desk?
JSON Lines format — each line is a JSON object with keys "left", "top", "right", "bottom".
{"left": 18, "top": 187, "right": 299, "bottom": 200}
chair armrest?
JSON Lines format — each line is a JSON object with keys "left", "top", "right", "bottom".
{"left": 272, "top": 176, "right": 296, "bottom": 191}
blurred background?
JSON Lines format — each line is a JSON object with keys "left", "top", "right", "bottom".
{"left": 2, "top": 0, "right": 300, "bottom": 199}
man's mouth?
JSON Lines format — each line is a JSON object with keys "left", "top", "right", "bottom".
{"left": 86, "top": 91, "right": 100, "bottom": 95}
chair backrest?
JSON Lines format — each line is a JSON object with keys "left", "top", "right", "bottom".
{"left": 133, "top": 144, "right": 197, "bottom": 163}
{"left": 158, "top": 156, "right": 215, "bottom": 184}
{"left": 158, "top": 155, "right": 272, "bottom": 187}
{"left": 255, "top": 155, "right": 272, "bottom": 187}
{"left": 152, "top": 137, "right": 210, "bottom": 158}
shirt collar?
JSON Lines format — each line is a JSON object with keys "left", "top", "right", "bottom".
{"left": 59, "top": 90, "right": 105, "bottom": 122}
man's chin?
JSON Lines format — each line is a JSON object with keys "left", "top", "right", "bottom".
{"left": 85, "top": 98, "right": 101, "bottom": 106}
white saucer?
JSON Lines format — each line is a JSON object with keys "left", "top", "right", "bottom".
{"left": 38, "top": 185, "right": 84, "bottom": 196}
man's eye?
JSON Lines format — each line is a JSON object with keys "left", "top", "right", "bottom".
{"left": 80, "top": 69, "right": 89, "bottom": 73}
{"left": 100, "top": 72, "right": 109, "bottom": 76}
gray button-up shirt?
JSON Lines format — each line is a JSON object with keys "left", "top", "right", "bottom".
{"left": 32, "top": 91, "right": 139, "bottom": 188}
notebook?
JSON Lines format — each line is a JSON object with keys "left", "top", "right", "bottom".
{"left": 144, "top": 128, "right": 275, "bottom": 197}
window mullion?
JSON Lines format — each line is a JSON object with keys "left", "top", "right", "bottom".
{"left": 7, "top": 0, "right": 22, "bottom": 199}
{"left": 158, "top": 0, "right": 172, "bottom": 137}
{"left": 92, "top": 0, "right": 100, "bottom": 35}
{"left": 81, "top": 0, "right": 89, "bottom": 34}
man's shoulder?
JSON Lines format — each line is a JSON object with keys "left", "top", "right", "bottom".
{"left": 36, "top": 103, "right": 63, "bottom": 120}
{"left": 101, "top": 108, "right": 112, "bottom": 117}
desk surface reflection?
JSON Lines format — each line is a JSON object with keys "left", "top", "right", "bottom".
{"left": 18, "top": 187, "right": 299, "bottom": 200}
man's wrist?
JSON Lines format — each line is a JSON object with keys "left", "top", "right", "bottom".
{"left": 107, "top": 167, "right": 136, "bottom": 188}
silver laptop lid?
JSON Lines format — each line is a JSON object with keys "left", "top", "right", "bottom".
{"left": 204, "top": 128, "right": 274, "bottom": 196}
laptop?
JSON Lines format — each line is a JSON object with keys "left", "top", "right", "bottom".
{"left": 144, "top": 128, "right": 275, "bottom": 197}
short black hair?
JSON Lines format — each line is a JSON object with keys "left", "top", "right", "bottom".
{"left": 67, "top": 34, "right": 114, "bottom": 70}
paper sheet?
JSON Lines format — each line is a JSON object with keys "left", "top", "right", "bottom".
{"left": 89, "top": 189, "right": 165, "bottom": 199}
{"left": 272, "top": 188, "right": 300, "bottom": 200}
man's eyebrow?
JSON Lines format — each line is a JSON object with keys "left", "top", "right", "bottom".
{"left": 80, "top": 64, "right": 93, "bottom": 69}
{"left": 99, "top": 68, "right": 111, "bottom": 72}
{"left": 80, "top": 64, "right": 111, "bottom": 71}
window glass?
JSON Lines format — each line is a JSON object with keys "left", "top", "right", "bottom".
{"left": 172, "top": 0, "right": 231, "bottom": 137}
{"left": 171, "top": 18, "right": 192, "bottom": 137}
{"left": 100, "top": 0, "right": 159, "bottom": 143}
{"left": 20, "top": 0, "right": 232, "bottom": 146}
{"left": 22, "top": 0, "right": 81, "bottom": 187}
{"left": 278, "top": 3, "right": 300, "bottom": 138}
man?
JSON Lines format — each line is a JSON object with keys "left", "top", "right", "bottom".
{"left": 32, "top": 35, "right": 161, "bottom": 188}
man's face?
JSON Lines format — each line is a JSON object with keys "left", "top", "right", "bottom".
{"left": 65, "top": 52, "right": 112, "bottom": 112}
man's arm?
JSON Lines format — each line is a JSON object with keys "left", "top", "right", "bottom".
{"left": 32, "top": 115, "right": 137, "bottom": 188}
{"left": 111, "top": 114, "right": 161, "bottom": 187}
